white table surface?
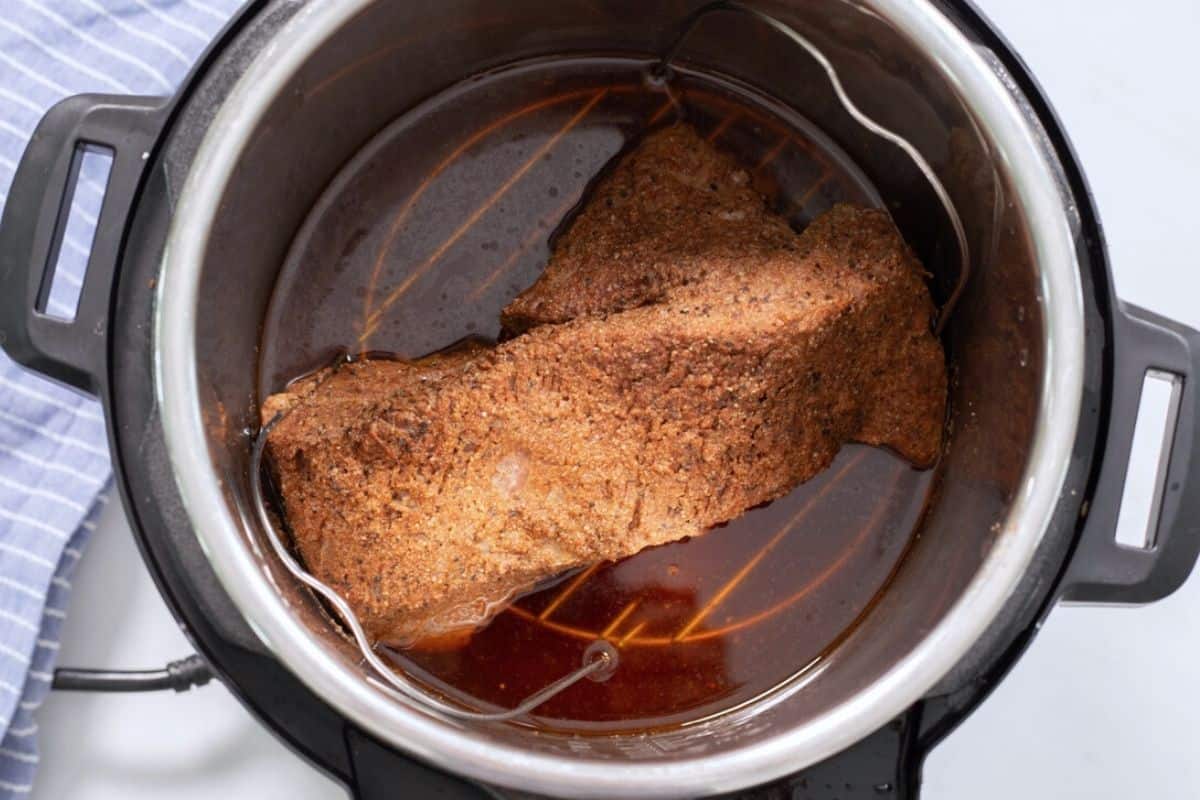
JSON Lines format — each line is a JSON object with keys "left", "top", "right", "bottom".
{"left": 30, "top": 1, "right": 1200, "bottom": 798}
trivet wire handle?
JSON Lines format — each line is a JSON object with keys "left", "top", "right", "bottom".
{"left": 657, "top": 0, "right": 970, "bottom": 335}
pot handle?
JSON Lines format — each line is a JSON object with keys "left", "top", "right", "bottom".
{"left": 1062, "top": 302, "right": 1200, "bottom": 604}
{"left": 0, "top": 94, "right": 167, "bottom": 396}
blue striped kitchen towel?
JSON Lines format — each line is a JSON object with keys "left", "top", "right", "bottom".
{"left": 0, "top": 0, "right": 241, "bottom": 794}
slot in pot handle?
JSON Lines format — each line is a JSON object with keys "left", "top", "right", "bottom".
{"left": 0, "top": 94, "right": 167, "bottom": 396}
{"left": 1062, "top": 302, "right": 1200, "bottom": 604}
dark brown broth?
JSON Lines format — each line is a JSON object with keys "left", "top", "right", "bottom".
{"left": 390, "top": 445, "right": 931, "bottom": 733}
{"left": 258, "top": 56, "right": 936, "bottom": 734}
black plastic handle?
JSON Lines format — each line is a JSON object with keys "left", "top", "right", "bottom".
{"left": 0, "top": 93, "right": 167, "bottom": 396}
{"left": 1062, "top": 302, "right": 1200, "bottom": 604}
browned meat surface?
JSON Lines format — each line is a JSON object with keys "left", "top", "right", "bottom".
{"left": 262, "top": 124, "right": 946, "bottom": 645}
{"left": 501, "top": 124, "right": 798, "bottom": 334}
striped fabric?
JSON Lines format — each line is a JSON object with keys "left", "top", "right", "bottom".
{"left": 0, "top": 0, "right": 241, "bottom": 794}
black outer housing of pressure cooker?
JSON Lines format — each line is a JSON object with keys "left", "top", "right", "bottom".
{"left": 2, "top": 1, "right": 1200, "bottom": 797}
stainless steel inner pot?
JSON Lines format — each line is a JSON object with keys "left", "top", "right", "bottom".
{"left": 154, "top": 0, "right": 1083, "bottom": 796}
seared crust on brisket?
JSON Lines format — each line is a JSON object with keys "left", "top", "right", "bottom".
{"left": 263, "top": 124, "right": 946, "bottom": 645}
{"left": 501, "top": 124, "right": 798, "bottom": 333}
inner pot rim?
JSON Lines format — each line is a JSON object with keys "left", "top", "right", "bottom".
{"left": 153, "top": 0, "right": 1086, "bottom": 796}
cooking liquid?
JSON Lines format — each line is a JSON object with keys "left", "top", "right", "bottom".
{"left": 259, "top": 56, "right": 939, "bottom": 734}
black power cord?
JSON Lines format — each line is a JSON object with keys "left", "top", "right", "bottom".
{"left": 51, "top": 654, "right": 214, "bottom": 693}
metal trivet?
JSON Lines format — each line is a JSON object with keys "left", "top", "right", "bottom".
{"left": 248, "top": 0, "right": 970, "bottom": 724}
{"left": 658, "top": 0, "right": 970, "bottom": 334}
